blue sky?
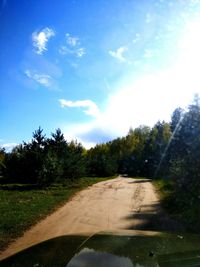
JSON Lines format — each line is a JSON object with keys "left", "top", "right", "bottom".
{"left": 1, "top": 0, "right": 200, "bottom": 150}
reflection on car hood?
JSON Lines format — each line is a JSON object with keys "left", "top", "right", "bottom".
{"left": 1, "top": 230, "right": 200, "bottom": 267}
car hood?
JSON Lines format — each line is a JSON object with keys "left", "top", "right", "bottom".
{"left": 1, "top": 230, "right": 200, "bottom": 267}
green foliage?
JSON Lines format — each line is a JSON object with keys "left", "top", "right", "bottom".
{"left": 86, "top": 143, "right": 117, "bottom": 176}
{"left": 0, "top": 147, "right": 5, "bottom": 173}
{"left": 154, "top": 179, "right": 200, "bottom": 232}
{"left": 62, "top": 141, "right": 86, "bottom": 180}
{"left": 168, "top": 96, "right": 200, "bottom": 201}
{"left": 170, "top": 107, "right": 184, "bottom": 132}
{"left": 147, "top": 121, "right": 171, "bottom": 177}
{"left": 2, "top": 128, "right": 86, "bottom": 186}
{"left": 124, "top": 126, "right": 151, "bottom": 176}
{"left": 153, "top": 95, "right": 200, "bottom": 232}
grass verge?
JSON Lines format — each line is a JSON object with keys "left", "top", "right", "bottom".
{"left": 153, "top": 179, "right": 200, "bottom": 233}
{"left": 0, "top": 176, "right": 116, "bottom": 252}
{"left": 153, "top": 179, "right": 179, "bottom": 214}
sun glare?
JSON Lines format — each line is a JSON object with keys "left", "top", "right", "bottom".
{"left": 63, "top": 18, "right": 200, "bottom": 147}
{"left": 107, "top": 18, "right": 200, "bottom": 130}
{"left": 176, "top": 19, "right": 200, "bottom": 94}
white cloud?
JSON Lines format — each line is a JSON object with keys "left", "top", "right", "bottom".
{"left": 3, "top": 143, "right": 18, "bottom": 152}
{"left": 62, "top": 123, "right": 97, "bottom": 149}
{"left": 109, "top": 46, "right": 127, "bottom": 62}
{"left": 76, "top": 47, "right": 86, "bottom": 57}
{"left": 59, "top": 33, "right": 86, "bottom": 58}
{"left": 66, "top": 33, "right": 80, "bottom": 46}
{"left": 25, "top": 69, "right": 52, "bottom": 87}
{"left": 59, "top": 46, "right": 86, "bottom": 57}
{"left": 59, "top": 99, "right": 100, "bottom": 117}
{"left": 32, "top": 27, "right": 55, "bottom": 55}
{"left": 61, "top": 65, "right": 195, "bottom": 148}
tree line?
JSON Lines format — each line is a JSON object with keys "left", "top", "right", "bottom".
{"left": 0, "top": 128, "right": 86, "bottom": 186}
{"left": 0, "top": 96, "right": 200, "bottom": 201}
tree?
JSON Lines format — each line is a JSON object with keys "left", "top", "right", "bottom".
{"left": 123, "top": 126, "right": 150, "bottom": 176}
{"left": 0, "top": 147, "right": 5, "bottom": 176}
{"left": 62, "top": 140, "right": 86, "bottom": 180}
{"left": 142, "top": 121, "right": 171, "bottom": 177}
{"left": 32, "top": 126, "right": 46, "bottom": 147}
{"left": 170, "top": 107, "right": 184, "bottom": 132}
{"left": 44, "top": 128, "right": 68, "bottom": 182}
{"left": 169, "top": 96, "right": 200, "bottom": 201}
{"left": 87, "top": 143, "right": 117, "bottom": 177}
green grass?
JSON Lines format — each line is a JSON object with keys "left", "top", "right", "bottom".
{"left": 0, "top": 176, "right": 116, "bottom": 251}
{"left": 153, "top": 178, "right": 180, "bottom": 215}
{"left": 153, "top": 179, "right": 200, "bottom": 233}
{"left": 153, "top": 179, "right": 175, "bottom": 201}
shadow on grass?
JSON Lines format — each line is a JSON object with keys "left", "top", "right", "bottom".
{"left": 124, "top": 202, "right": 185, "bottom": 233}
{"left": 0, "top": 184, "right": 43, "bottom": 191}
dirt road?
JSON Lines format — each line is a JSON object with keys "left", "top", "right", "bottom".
{"left": 0, "top": 176, "right": 181, "bottom": 260}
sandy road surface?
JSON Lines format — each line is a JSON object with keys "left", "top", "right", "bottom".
{"left": 0, "top": 176, "right": 181, "bottom": 260}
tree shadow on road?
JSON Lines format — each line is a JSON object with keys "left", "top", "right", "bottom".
{"left": 127, "top": 179, "right": 151, "bottom": 184}
{"left": 123, "top": 203, "right": 185, "bottom": 233}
